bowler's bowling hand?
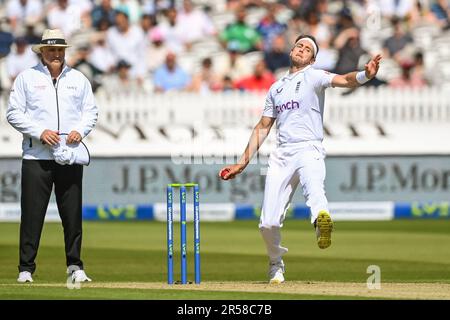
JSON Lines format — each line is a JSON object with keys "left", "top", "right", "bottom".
{"left": 67, "top": 131, "right": 82, "bottom": 144}
{"left": 219, "top": 164, "right": 245, "bottom": 180}
{"left": 40, "top": 129, "right": 60, "bottom": 146}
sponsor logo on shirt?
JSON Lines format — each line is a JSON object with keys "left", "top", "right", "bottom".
{"left": 275, "top": 100, "right": 300, "bottom": 114}
{"left": 67, "top": 86, "right": 77, "bottom": 90}
{"left": 34, "top": 85, "right": 47, "bottom": 90}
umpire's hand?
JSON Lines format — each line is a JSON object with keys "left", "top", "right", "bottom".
{"left": 67, "top": 130, "right": 82, "bottom": 144}
{"left": 40, "top": 129, "right": 60, "bottom": 146}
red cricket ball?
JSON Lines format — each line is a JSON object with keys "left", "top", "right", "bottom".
{"left": 220, "top": 168, "right": 230, "bottom": 179}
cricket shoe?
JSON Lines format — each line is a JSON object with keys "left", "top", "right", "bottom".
{"left": 17, "top": 271, "right": 33, "bottom": 283}
{"left": 70, "top": 270, "right": 92, "bottom": 282}
{"left": 268, "top": 260, "right": 285, "bottom": 284}
{"left": 315, "top": 210, "right": 334, "bottom": 249}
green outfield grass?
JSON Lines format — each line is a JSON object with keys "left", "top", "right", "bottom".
{"left": 0, "top": 219, "right": 449, "bottom": 299}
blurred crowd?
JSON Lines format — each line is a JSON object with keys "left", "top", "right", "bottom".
{"left": 0, "top": 0, "right": 449, "bottom": 96}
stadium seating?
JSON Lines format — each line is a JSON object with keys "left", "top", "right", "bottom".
{"left": 1, "top": 87, "right": 448, "bottom": 157}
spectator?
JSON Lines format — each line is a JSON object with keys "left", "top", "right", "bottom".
{"left": 0, "top": 19, "right": 14, "bottom": 58}
{"left": 221, "top": 75, "right": 235, "bottom": 92}
{"left": 23, "top": 23, "right": 41, "bottom": 45}
{"left": 226, "top": 0, "right": 265, "bottom": 10}
{"left": 281, "top": 0, "right": 315, "bottom": 17}
{"left": 256, "top": 4, "right": 287, "bottom": 52}
{"left": 333, "top": 28, "right": 367, "bottom": 75}
{"left": 189, "top": 57, "right": 222, "bottom": 93}
{"left": 178, "top": 0, "right": 217, "bottom": 48}
{"left": 114, "top": 0, "right": 143, "bottom": 25}
{"left": 411, "top": 51, "right": 430, "bottom": 85}
{"left": 430, "top": 0, "right": 450, "bottom": 29}
{"left": 389, "top": 60, "right": 427, "bottom": 88}
{"left": 141, "top": 14, "right": 156, "bottom": 34}
{"left": 219, "top": 6, "right": 263, "bottom": 53}
{"left": 313, "top": 38, "right": 336, "bottom": 72}
{"left": 303, "top": 4, "right": 335, "bottom": 72}
{"left": 6, "top": 37, "right": 38, "bottom": 83}
{"left": 379, "top": 0, "right": 415, "bottom": 20}
{"left": 70, "top": 0, "right": 94, "bottom": 29}
{"left": 159, "top": 7, "right": 186, "bottom": 53}
{"left": 106, "top": 10, "right": 147, "bottom": 81}
{"left": 334, "top": 7, "right": 356, "bottom": 37}
{"left": 71, "top": 0, "right": 93, "bottom": 13}
{"left": 147, "top": 28, "right": 169, "bottom": 72}
{"left": 286, "top": 13, "right": 304, "bottom": 47}
{"left": 47, "top": 0, "right": 83, "bottom": 37}
{"left": 215, "top": 42, "right": 253, "bottom": 82}
{"left": 302, "top": 9, "right": 331, "bottom": 48}
{"left": 234, "top": 59, "right": 276, "bottom": 92}
{"left": 383, "top": 17, "right": 413, "bottom": 60}
{"left": 142, "top": 0, "right": 174, "bottom": 15}
{"left": 97, "top": 17, "right": 112, "bottom": 32}
{"left": 6, "top": 0, "right": 43, "bottom": 32}
{"left": 407, "top": 0, "right": 439, "bottom": 27}
{"left": 91, "top": 0, "right": 116, "bottom": 30}
{"left": 101, "top": 59, "right": 144, "bottom": 95}
{"left": 264, "top": 34, "right": 290, "bottom": 73}
{"left": 314, "top": 0, "right": 335, "bottom": 26}
{"left": 68, "top": 45, "right": 103, "bottom": 92}
{"left": 89, "top": 34, "right": 116, "bottom": 74}
{"left": 153, "top": 52, "right": 191, "bottom": 92}
{"left": 144, "top": 13, "right": 160, "bottom": 35}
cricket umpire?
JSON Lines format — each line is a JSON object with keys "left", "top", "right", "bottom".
{"left": 6, "top": 29, "right": 98, "bottom": 283}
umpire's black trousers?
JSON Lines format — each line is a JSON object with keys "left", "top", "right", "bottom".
{"left": 19, "top": 159, "right": 84, "bottom": 274}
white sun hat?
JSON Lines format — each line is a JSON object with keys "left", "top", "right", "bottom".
{"left": 31, "top": 29, "right": 71, "bottom": 54}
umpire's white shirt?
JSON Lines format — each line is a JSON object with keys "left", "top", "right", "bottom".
{"left": 6, "top": 62, "right": 98, "bottom": 160}
{"left": 263, "top": 65, "right": 335, "bottom": 145}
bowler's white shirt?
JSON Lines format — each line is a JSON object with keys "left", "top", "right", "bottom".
{"left": 263, "top": 65, "right": 335, "bottom": 145}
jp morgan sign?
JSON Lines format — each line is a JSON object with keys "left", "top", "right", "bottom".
{"left": 0, "top": 156, "right": 449, "bottom": 204}
{"left": 340, "top": 162, "right": 450, "bottom": 192}
{"left": 327, "top": 156, "right": 450, "bottom": 201}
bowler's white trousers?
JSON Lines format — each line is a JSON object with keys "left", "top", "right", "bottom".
{"left": 259, "top": 141, "right": 330, "bottom": 263}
